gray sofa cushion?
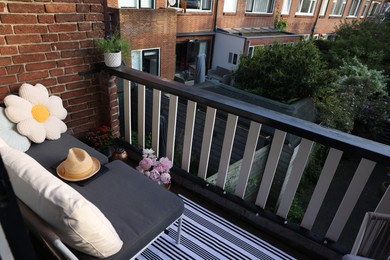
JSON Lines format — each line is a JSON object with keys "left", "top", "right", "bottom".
{"left": 69, "top": 160, "right": 184, "bottom": 259}
{"left": 26, "top": 133, "right": 109, "bottom": 174}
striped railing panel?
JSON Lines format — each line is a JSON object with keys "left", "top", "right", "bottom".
{"left": 123, "top": 79, "right": 132, "bottom": 143}
{"left": 137, "top": 84, "right": 146, "bottom": 149}
{"left": 326, "top": 159, "right": 376, "bottom": 241}
{"left": 235, "top": 121, "right": 262, "bottom": 199}
{"left": 276, "top": 138, "right": 314, "bottom": 219}
{"left": 198, "top": 107, "right": 217, "bottom": 180}
{"left": 181, "top": 100, "right": 197, "bottom": 172}
{"left": 152, "top": 89, "right": 161, "bottom": 155}
{"left": 301, "top": 148, "right": 343, "bottom": 230}
{"left": 216, "top": 114, "right": 238, "bottom": 189}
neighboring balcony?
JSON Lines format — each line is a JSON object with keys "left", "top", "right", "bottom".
{"left": 102, "top": 65, "right": 390, "bottom": 259}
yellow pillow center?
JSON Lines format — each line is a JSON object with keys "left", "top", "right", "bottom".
{"left": 31, "top": 104, "right": 50, "bottom": 123}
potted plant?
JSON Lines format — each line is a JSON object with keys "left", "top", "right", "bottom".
{"left": 95, "top": 32, "right": 130, "bottom": 67}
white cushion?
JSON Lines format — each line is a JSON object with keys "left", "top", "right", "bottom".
{"left": 0, "top": 107, "right": 30, "bottom": 151}
{"left": 0, "top": 146, "right": 123, "bottom": 258}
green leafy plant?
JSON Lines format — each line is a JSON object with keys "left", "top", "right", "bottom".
{"left": 274, "top": 11, "right": 287, "bottom": 31}
{"left": 234, "top": 40, "right": 324, "bottom": 103}
{"left": 95, "top": 32, "right": 130, "bottom": 61}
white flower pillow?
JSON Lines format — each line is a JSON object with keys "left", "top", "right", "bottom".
{"left": 0, "top": 107, "right": 30, "bottom": 151}
{"left": 4, "top": 83, "right": 67, "bottom": 143}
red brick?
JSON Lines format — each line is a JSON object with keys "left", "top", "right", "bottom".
{"left": 70, "top": 109, "right": 94, "bottom": 120}
{"left": 13, "top": 54, "right": 46, "bottom": 64}
{"left": 53, "top": 41, "right": 79, "bottom": 51}
{"left": 27, "top": 78, "right": 57, "bottom": 88}
{"left": 65, "top": 65, "right": 90, "bottom": 74}
{"left": 45, "top": 52, "right": 61, "bottom": 60}
{"left": 61, "top": 89, "right": 87, "bottom": 100}
{"left": 8, "top": 3, "right": 45, "bottom": 13}
{"left": 0, "top": 57, "right": 12, "bottom": 66}
{"left": 59, "top": 32, "right": 87, "bottom": 41}
{"left": 90, "top": 4, "right": 103, "bottom": 13}
{"left": 18, "top": 71, "right": 49, "bottom": 82}
{"left": 0, "top": 46, "right": 18, "bottom": 55}
{"left": 0, "top": 3, "right": 5, "bottom": 10}
{"left": 6, "top": 35, "right": 41, "bottom": 45}
{"left": 26, "top": 61, "right": 56, "bottom": 72}
{"left": 49, "top": 68, "right": 64, "bottom": 77}
{"left": 14, "top": 25, "right": 48, "bottom": 34}
{"left": 0, "top": 37, "right": 5, "bottom": 45}
{"left": 0, "top": 25, "right": 13, "bottom": 35}
{"left": 0, "top": 87, "right": 10, "bottom": 95}
{"left": 45, "top": 4, "right": 76, "bottom": 13}
{"left": 76, "top": 4, "right": 90, "bottom": 13}
{"left": 86, "top": 31, "right": 103, "bottom": 38}
{"left": 84, "top": 0, "right": 103, "bottom": 3}
{"left": 92, "top": 22, "right": 105, "bottom": 30}
{"left": 6, "top": 65, "right": 24, "bottom": 75}
{"left": 55, "top": 14, "right": 84, "bottom": 23}
{"left": 0, "top": 14, "right": 37, "bottom": 24}
{"left": 61, "top": 49, "right": 88, "bottom": 58}
{"left": 80, "top": 39, "right": 94, "bottom": 48}
{"left": 0, "top": 68, "right": 7, "bottom": 76}
{"left": 42, "top": 34, "right": 59, "bottom": 42}
{"left": 78, "top": 22, "right": 92, "bottom": 31}
{"left": 66, "top": 81, "right": 89, "bottom": 90}
{"left": 57, "top": 57, "right": 84, "bottom": 67}
{"left": 0, "top": 75, "right": 18, "bottom": 85}
{"left": 50, "top": 84, "right": 66, "bottom": 94}
{"left": 85, "top": 13, "right": 104, "bottom": 21}
{"left": 66, "top": 103, "right": 88, "bottom": 112}
{"left": 58, "top": 74, "right": 83, "bottom": 84}
{"left": 38, "top": 15, "right": 55, "bottom": 24}
{"left": 48, "top": 24, "right": 77, "bottom": 32}
{"left": 19, "top": 44, "right": 51, "bottom": 53}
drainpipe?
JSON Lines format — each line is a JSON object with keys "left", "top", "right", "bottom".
{"left": 209, "top": 0, "right": 219, "bottom": 69}
{"left": 311, "top": 0, "right": 324, "bottom": 36}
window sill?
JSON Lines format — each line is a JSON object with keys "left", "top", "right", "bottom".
{"left": 294, "top": 12, "right": 314, "bottom": 16}
{"left": 244, "top": 12, "right": 273, "bottom": 17}
{"left": 223, "top": 12, "right": 237, "bottom": 16}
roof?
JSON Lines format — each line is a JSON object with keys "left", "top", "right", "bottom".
{"left": 216, "top": 27, "right": 299, "bottom": 37}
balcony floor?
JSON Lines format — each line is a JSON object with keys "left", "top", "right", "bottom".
{"left": 170, "top": 183, "right": 313, "bottom": 260}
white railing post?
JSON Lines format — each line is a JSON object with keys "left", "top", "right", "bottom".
{"left": 198, "top": 107, "right": 217, "bottom": 180}
{"left": 123, "top": 79, "right": 132, "bottom": 143}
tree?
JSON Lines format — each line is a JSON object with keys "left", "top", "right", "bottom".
{"left": 233, "top": 41, "right": 324, "bottom": 103}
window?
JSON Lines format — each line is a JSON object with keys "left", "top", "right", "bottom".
{"left": 119, "top": 0, "right": 154, "bottom": 8}
{"left": 224, "top": 0, "right": 237, "bottom": 12}
{"left": 347, "top": 0, "right": 362, "bottom": 16}
{"left": 169, "top": 0, "right": 212, "bottom": 11}
{"left": 228, "top": 52, "right": 238, "bottom": 64}
{"left": 330, "top": 0, "right": 347, "bottom": 16}
{"left": 281, "top": 0, "right": 292, "bottom": 14}
{"left": 367, "top": 1, "right": 381, "bottom": 16}
{"left": 131, "top": 49, "right": 160, "bottom": 76}
{"left": 360, "top": 0, "right": 370, "bottom": 16}
{"left": 296, "top": 0, "right": 317, "bottom": 15}
{"left": 246, "top": 0, "right": 275, "bottom": 14}
{"left": 319, "top": 0, "right": 329, "bottom": 15}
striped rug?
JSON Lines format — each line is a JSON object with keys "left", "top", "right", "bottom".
{"left": 138, "top": 195, "right": 295, "bottom": 260}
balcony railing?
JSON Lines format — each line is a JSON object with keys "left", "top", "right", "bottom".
{"left": 103, "top": 65, "right": 390, "bottom": 258}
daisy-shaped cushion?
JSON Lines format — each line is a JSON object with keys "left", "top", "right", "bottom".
{"left": 4, "top": 83, "right": 67, "bottom": 143}
{"left": 0, "top": 107, "right": 31, "bottom": 151}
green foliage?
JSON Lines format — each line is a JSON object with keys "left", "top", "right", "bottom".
{"left": 287, "top": 195, "right": 305, "bottom": 222}
{"left": 233, "top": 41, "right": 324, "bottom": 103}
{"left": 320, "top": 13, "right": 390, "bottom": 86}
{"left": 274, "top": 12, "right": 288, "bottom": 31}
{"left": 95, "top": 32, "right": 130, "bottom": 61}
{"left": 315, "top": 58, "right": 390, "bottom": 139}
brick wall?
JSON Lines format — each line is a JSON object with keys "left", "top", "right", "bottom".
{"left": 0, "top": 0, "right": 119, "bottom": 138}
{"left": 120, "top": 8, "right": 177, "bottom": 80}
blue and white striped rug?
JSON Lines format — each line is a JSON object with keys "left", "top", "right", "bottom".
{"left": 139, "top": 195, "right": 295, "bottom": 259}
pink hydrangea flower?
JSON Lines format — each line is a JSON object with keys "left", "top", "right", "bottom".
{"left": 158, "top": 157, "right": 173, "bottom": 172}
{"left": 160, "top": 172, "right": 171, "bottom": 184}
{"left": 149, "top": 169, "right": 161, "bottom": 181}
{"left": 138, "top": 157, "right": 154, "bottom": 171}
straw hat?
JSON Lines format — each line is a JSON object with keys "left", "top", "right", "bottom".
{"left": 56, "top": 148, "right": 100, "bottom": 181}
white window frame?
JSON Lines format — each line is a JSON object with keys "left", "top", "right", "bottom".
{"left": 319, "top": 0, "right": 329, "bottom": 15}
{"left": 281, "top": 0, "right": 293, "bottom": 14}
{"left": 224, "top": 0, "right": 237, "bottom": 12}
{"left": 131, "top": 48, "right": 160, "bottom": 76}
{"left": 329, "top": 0, "right": 347, "bottom": 16}
{"left": 367, "top": 1, "right": 380, "bottom": 16}
{"left": 296, "top": 0, "right": 317, "bottom": 15}
{"left": 246, "top": 0, "right": 276, "bottom": 14}
{"left": 169, "top": 0, "right": 212, "bottom": 11}
{"left": 347, "top": 0, "right": 362, "bottom": 16}
{"left": 360, "top": 0, "right": 370, "bottom": 16}
{"left": 119, "top": 0, "right": 155, "bottom": 8}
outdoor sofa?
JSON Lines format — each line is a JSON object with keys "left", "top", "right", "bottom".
{"left": 2, "top": 132, "right": 184, "bottom": 259}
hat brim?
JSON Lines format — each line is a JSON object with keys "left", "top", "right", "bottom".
{"left": 56, "top": 157, "right": 101, "bottom": 182}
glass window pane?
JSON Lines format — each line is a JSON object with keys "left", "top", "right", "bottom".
{"left": 202, "top": 0, "right": 211, "bottom": 10}
{"left": 246, "top": 0, "right": 254, "bottom": 11}
{"left": 119, "top": 0, "right": 137, "bottom": 7}
{"left": 282, "top": 0, "right": 292, "bottom": 14}
{"left": 224, "top": 0, "right": 237, "bottom": 12}
{"left": 319, "top": 0, "right": 329, "bottom": 15}
{"left": 140, "top": 0, "right": 153, "bottom": 8}
{"left": 131, "top": 51, "right": 141, "bottom": 70}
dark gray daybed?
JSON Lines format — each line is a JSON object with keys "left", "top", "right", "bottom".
{"left": 19, "top": 133, "right": 184, "bottom": 259}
